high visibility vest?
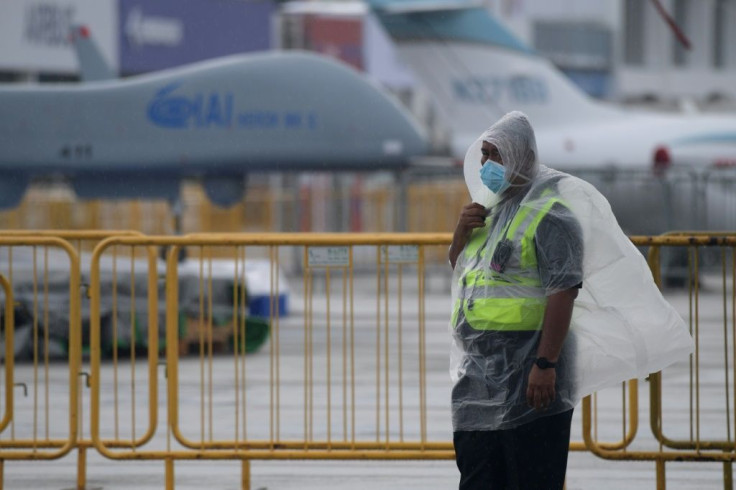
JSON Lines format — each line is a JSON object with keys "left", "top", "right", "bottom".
{"left": 451, "top": 195, "right": 565, "bottom": 331}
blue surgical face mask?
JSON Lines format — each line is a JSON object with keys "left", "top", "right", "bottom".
{"left": 480, "top": 161, "right": 510, "bottom": 194}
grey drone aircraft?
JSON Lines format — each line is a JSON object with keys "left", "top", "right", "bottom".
{"left": 0, "top": 26, "right": 427, "bottom": 209}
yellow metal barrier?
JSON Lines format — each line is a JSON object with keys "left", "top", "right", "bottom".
{"left": 88, "top": 234, "right": 457, "bottom": 488}
{"left": 0, "top": 230, "right": 152, "bottom": 490}
{"left": 83, "top": 233, "right": 651, "bottom": 489}
{"left": 0, "top": 237, "right": 81, "bottom": 483}
{"left": 649, "top": 233, "right": 736, "bottom": 453}
{"left": 2, "top": 231, "right": 730, "bottom": 489}
{"left": 581, "top": 235, "right": 736, "bottom": 490}
{"left": 0, "top": 229, "right": 147, "bottom": 253}
{"left": 82, "top": 239, "right": 161, "bottom": 455}
{"left": 0, "top": 180, "right": 469, "bottom": 237}
{"left": 569, "top": 379, "right": 639, "bottom": 452}
{"left": 0, "top": 275, "right": 14, "bottom": 435}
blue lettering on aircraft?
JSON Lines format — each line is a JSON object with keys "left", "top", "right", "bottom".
{"left": 284, "top": 112, "right": 302, "bottom": 129}
{"left": 238, "top": 111, "right": 279, "bottom": 128}
{"left": 147, "top": 83, "right": 192, "bottom": 128}
{"left": 148, "top": 83, "right": 234, "bottom": 128}
{"left": 452, "top": 76, "right": 548, "bottom": 104}
{"left": 147, "top": 82, "right": 318, "bottom": 130}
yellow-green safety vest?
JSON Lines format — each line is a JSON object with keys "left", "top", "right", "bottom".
{"left": 451, "top": 195, "right": 566, "bottom": 331}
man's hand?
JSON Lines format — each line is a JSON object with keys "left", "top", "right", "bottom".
{"left": 456, "top": 203, "right": 488, "bottom": 235}
{"left": 449, "top": 203, "right": 488, "bottom": 269}
{"left": 526, "top": 365, "right": 556, "bottom": 411}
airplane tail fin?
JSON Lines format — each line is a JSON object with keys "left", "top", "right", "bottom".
{"left": 368, "top": 1, "right": 614, "bottom": 156}
{"left": 69, "top": 25, "right": 115, "bottom": 81}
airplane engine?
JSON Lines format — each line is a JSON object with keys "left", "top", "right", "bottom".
{"left": 0, "top": 174, "right": 28, "bottom": 209}
{"left": 202, "top": 175, "right": 247, "bottom": 208}
{"left": 71, "top": 174, "right": 180, "bottom": 201}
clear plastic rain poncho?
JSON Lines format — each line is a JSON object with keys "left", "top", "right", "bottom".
{"left": 450, "top": 111, "right": 694, "bottom": 431}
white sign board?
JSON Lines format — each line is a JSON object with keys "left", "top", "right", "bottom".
{"left": 0, "top": 0, "right": 118, "bottom": 73}
{"left": 381, "top": 245, "right": 419, "bottom": 263}
{"left": 307, "top": 247, "right": 350, "bottom": 267}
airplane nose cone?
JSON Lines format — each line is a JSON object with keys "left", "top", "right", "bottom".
{"left": 251, "top": 52, "right": 428, "bottom": 168}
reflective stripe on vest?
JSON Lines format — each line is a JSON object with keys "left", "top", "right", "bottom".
{"left": 451, "top": 194, "right": 565, "bottom": 331}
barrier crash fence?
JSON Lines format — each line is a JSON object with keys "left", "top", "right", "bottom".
{"left": 0, "top": 232, "right": 733, "bottom": 489}
{"left": 583, "top": 235, "right": 736, "bottom": 490}
{"left": 0, "top": 237, "right": 81, "bottom": 478}
{"left": 87, "top": 233, "right": 454, "bottom": 490}
{"left": 0, "top": 231, "right": 153, "bottom": 490}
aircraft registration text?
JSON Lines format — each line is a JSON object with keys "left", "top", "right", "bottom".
{"left": 147, "top": 82, "right": 318, "bottom": 130}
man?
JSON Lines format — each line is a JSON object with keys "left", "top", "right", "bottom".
{"left": 448, "top": 111, "right": 583, "bottom": 489}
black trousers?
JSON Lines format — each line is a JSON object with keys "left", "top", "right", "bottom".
{"left": 453, "top": 409, "right": 574, "bottom": 490}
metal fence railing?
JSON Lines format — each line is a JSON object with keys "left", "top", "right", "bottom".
{"left": 0, "top": 237, "right": 81, "bottom": 468}
{"left": 0, "top": 231, "right": 149, "bottom": 489}
{"left": 583, "top": 234, "right": 736, "bottom": 490}
{"left": 0, "top": 232, "right": 735, "bottom": 489}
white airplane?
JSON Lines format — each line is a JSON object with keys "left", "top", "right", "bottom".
{"left": 370, "top": 0, "right": 736, "bottom": 168}
{"left": 369, "top": 0, "right": 736, "bottom": 234}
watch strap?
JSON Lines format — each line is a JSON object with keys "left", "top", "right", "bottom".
{"left": 535, "top": 357, "right": 557, "bottom": 369}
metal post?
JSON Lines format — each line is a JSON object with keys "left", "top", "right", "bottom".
{"left": 169, "top": 198, "right": 183, "bottom": 235}
{"left": 0, "top": 459, "right": 4, "bottom": 490}
{"left": 331, "top": 174, "right": 344, "bottom": 232}
{"left": 77, "top": 446, "right": 86, "bottom": 490}
{"left": 724, "top": 459, "right": 733, "bottom": 490}
{"left": 656, "top": 459, "right": 666, "bottom": 490}
{"left": 241, "top": 460, "right": 251, "bottom": 490}
{"left": 165, "top": 458, "right": 175, "bottom": 490}
{"left": 659, "top": 177, "right": 675, "bottom": 232}
{"left": 394, "top": 169, "right": 408, "bottom": 232}
{"left": 271, "top": 173, "right": 285, "bottom": 231}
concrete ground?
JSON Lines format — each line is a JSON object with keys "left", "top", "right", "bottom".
{"left": 4, "top": 445, "right": 730, "bottom": 489}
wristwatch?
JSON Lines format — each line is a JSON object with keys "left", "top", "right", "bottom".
{"left": 535, "top": 357, "right": 557, "bottom": 369}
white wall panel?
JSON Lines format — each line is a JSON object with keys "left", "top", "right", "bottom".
{"left": 0, "top": 0, "right": 118, "bottom": 74}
